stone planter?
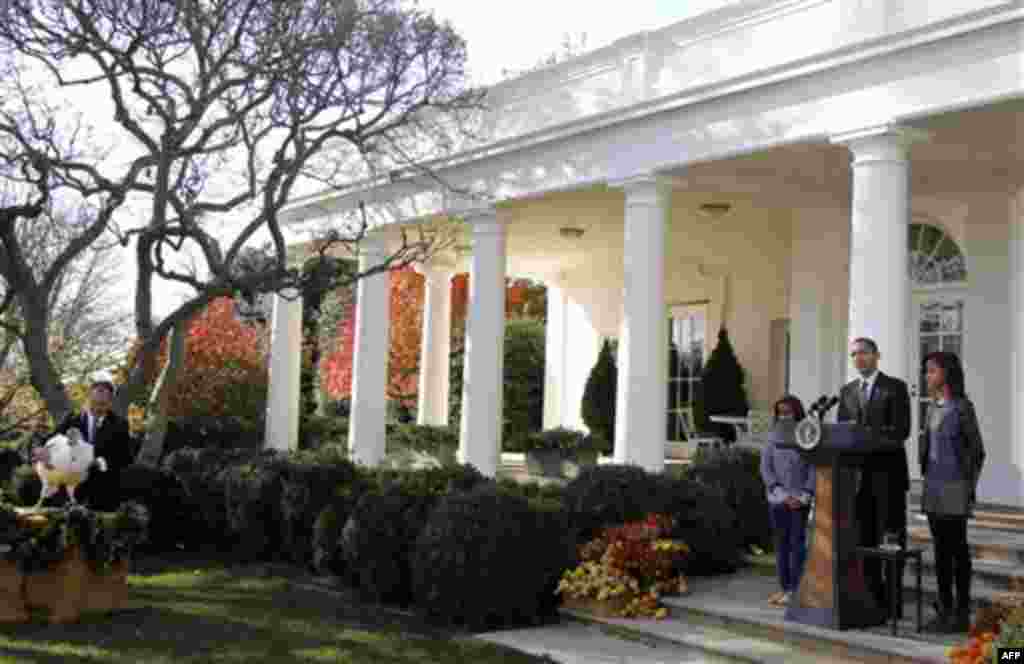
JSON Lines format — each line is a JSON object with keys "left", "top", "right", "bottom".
{"left": 525, "top": 449, "right": 598, "bottom": 478}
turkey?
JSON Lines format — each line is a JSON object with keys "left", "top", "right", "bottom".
{"left": 33, "top": 428, "right": 108, "bottom": 509}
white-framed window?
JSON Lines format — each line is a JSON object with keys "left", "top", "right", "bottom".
{"left": 667, "top": 304, "right": 707, "bottom": 442}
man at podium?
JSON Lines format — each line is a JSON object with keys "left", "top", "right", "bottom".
{"left": 837, "top": 337, "right": 912, "bottom": 616}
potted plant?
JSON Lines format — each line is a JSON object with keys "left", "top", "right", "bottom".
{"left": 522, "top": 427, "right": 602, "bottom": 478}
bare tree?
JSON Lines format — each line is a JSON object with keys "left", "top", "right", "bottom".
{"left": 1, "top": 0, "right": 482, "bottom": 460}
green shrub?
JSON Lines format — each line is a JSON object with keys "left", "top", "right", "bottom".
{"left": 277, "top": 452, "right": 367, "bottom": 567}
{"left": 520, "top": 427, "right": 601, "bottom": 455}
{"left": 340, "top": 464, "right": 489, "bottom": 603}
{"left": 563, "top": 464, "right": 667, "bottom": 540}
{"left": 656, "top": 473, "right": 743, "bottom": 575}
{"left": 411, "top": 483, "right": 574, "bottom": 630}
{"left": 117, "top": 464, "right": 198, "bottom": 553}
{"left": 449, "top": 319, "right": 546, "bottom": 444}
{"left": 699, "top": 328, "right": 749, "bottom": 441}
{"left": 685, "top": 446, "right": 770, "bottom": 551}
{"left": 386, "top": 423, "right": 458, "bottom": 464}
{"left": 311, "top": 502, "right": 347, "bottom": 575}
{"left": 298, "top": 415, "right": 349, "bottom": 451}
{"left": 581, "top": 340, "right": 617, "bottom": 452}
{"left": 162, "top": 446, "right": 262, "bottom": 551}
{"left": 340, "top": 484, "right": 429, "bottom": 604}
{"left": 161, "top": 416, "right": 264, "bottom": 457}
{"left": 8, "top": 464, "right": 40, "bottom": 507}
{"left": 218, "top": 453, "right": 288, "bottom": 561}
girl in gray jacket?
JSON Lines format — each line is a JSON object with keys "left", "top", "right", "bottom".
{"left": 760, "top": 395, "right": 815, "bottom": 606}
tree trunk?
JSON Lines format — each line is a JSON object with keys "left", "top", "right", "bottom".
{"left": 135, "top": 318, "right": 187, "bottom": 467}
{"left": 20, "top": 301, "right": 73, "bottom": 425}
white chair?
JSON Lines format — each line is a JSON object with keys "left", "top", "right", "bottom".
{"left": 737, "top": 409, "right": 774, "bottom": 448}
{"left": 678, "top": 407, "right": 724, "bottom": 451}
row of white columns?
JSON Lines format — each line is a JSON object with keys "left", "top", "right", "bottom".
{"left": 265, "top": 124, "right": 926, "bottom": 475}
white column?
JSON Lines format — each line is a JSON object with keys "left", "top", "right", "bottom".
{"left": 563, "top": 295, "right": 601, "bottom": 431}
{"left": 543, "top": 275, "right": 568, "bottom": 430}
{"left": 832, "top": 125, "right": 926, "bottom": 383}
{"left": 415, "top": 260, "right": 454, "bottom": 426}
{"left": 612, "top": 176, "right": 668, "bottom": 473}
{"left": 458, "top": 209, "right": 507, "bottom": 477}
{"left": 788, "top": 208, "right": 850, "bottom": 404}
{"left": 1010, "top": 189, "right": 1024, "bottom": 504}
{"left": 264, "top": 290, "right": 303, "bottom": 451}
{"left": 347, "top": 237, "right": 391, "bottom": 466}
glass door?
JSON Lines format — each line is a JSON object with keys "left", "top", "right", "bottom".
{"left": 909, "top": 293, "right": 965, "bottom": 479}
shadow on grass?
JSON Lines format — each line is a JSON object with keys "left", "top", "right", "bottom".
{"left": 0, "top": 561, "right": 544, "bottom": 664}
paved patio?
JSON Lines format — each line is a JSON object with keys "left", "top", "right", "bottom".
{"left": 661, "top": 567, "right": 957, "bottom": 663}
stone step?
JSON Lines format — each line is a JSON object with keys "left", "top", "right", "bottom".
{"left": 658, "top": 570, "right": 953, "bottom": 663}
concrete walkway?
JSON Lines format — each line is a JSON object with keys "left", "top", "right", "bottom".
{"left": 476, "top": 621, "right": 744, "bottom": 663}
{"left": 477, "top": 567, "right": 958, "bottom": 664}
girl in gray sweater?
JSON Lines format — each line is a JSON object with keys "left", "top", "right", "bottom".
{"left": 760, "top": 395, "right": 815, "bottom": 606}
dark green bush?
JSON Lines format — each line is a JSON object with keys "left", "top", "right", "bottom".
{"left": 449, "top": 319, "right": 546, "bottom": 445}
{"left": 311, "top": 501, "right": 347, "bottom": 575}
{"left": 298, "top": 415, "right": 349, "bottom": 451}
{"left": 162, "top": 446, "right": 262, "bottom": 550}
{"left": 581, "top": 340, "right": 617, "bottom": 451}
{"left": 161, "top": 416, "right": 264, "bottom": 457}
{"left": 699, "top": 328, "right": 749, "bottom": 441}
{"left": 563, "top": 464, "right": 667, "bottom": 540}
{"left": 340, "top": 465, "right": 488, "bottom": 603}
{"left": 277, "top": 452, "right": 367, "bottom": 567}
{"left": 411, "top": 483, "right": 574, "bottom": 630}
{"left": 116, "top": 464, "right": 198, "bottom": 553}
{"left": 685, "top": 446, "right": 771, "bottom": 551}
{"left": 218, "top": 452, "right": 288, "bottom": 561}
{"left": 655, "top": 473, "right": 744, "bottom": 575}
{"left": 340, "top": 484, "right": 430, "bottom": 604}
{"left": 520, "top": 428, "right": 601, "bottom": 454}
{"left": 8, "top": 464, "right": 40, "bottom": 506}
{"left": 386, "top": 423, "right": 458, "bottom": 464}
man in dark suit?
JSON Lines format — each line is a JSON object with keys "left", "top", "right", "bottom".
{"left": 837, "top": 337, "right": 912, "bottom": 615}
{"left": 34, "top": 380, "right": 137, "bottom": 509}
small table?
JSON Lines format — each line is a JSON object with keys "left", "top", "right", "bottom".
{"left": 854, "top": 546, "right": 924, "bottom": 636}
{"left": 709, "top": 415, "right": 750, "bottom": 442}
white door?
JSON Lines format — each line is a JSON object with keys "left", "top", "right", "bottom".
{"left": 908, "top": 292, "right": 966, "bottom": 479}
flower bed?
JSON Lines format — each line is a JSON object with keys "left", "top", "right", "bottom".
{"left": 556, "top": 513, "right": 689, "bottom": 620}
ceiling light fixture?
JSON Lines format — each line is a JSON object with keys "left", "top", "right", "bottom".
{"left": 698, "top": 202, "right": 732, "bottom": 219}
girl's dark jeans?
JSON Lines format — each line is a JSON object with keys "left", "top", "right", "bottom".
{"left": 770, "top": 502, "right": 810, "bottom": 592}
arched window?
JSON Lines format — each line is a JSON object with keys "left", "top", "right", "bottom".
{"left": 908, "top": 223, "right": 967, "bottom": 286}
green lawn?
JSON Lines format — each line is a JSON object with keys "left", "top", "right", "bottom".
{"left": 0, "top": 558, "right": 555, "bottom": 663}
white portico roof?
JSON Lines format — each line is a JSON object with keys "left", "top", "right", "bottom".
{"left": 280, "top": 0, "right": 1024, "bottom": 229}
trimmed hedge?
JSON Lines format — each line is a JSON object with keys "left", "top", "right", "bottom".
{"left": 411, "top": 483, "right": 574, "bottom": 630}
{"left": 563, "top": 464, "right": 666, "bottom": 540}
{"left": 685, "top": 446, "right": 771, "bottom": 552}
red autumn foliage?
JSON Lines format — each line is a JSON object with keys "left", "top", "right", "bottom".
{"left": 122, "top": 297, "right": 268, "bottom": 419}
{"left": 321, "top": 269, "right": 542, "bottom": 402}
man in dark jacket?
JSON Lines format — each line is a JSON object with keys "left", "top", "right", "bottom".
{"left": 34, "top": 380, "right": 136, "bottom": 509}
{"left": 837, "top": 337, "right": 912, "bottom": 615}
